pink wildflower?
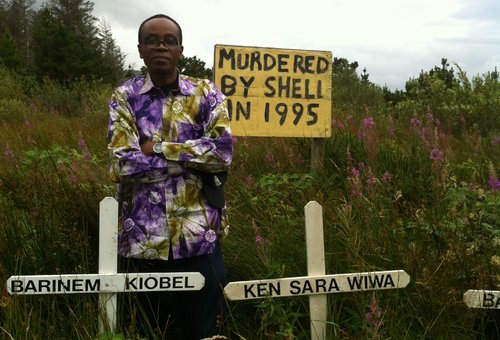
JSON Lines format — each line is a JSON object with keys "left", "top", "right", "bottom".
{"left": 366, "top": 303, "right": 384, "bottom": 328}
{"left": 264, "top": 151, "right": 275, "bottom": 163}
{"left": 387, "top": 126, "right": 395, "bottom": 138}
{"left": 430, "top": 147, "right": 444, "bottom": 162}
{"left": 4, "top": 146, "right": 14, "bottom": 160}
{"left": 426, "top": 112, "right": 434, "bottom": 123}
{"left": 363, "top": 116, "right": 376, "bottom": 130}
{"left": 255, "top": 235, "right": 270, "bottom": 244}
{"left": 488, "top": 177, "right": 500, "bottom": 191}
{"left": 351, "top": 167, "right": 360, "bottom": 178}
{"left": 366, "top": 175, "right": 378, "bottom": 186}
{"left": 382, "top": 171, "right": 392, "bottom": 182}
{"left": 78, "top": 136, "right": 92, "bottom": 160}
{"left": 410, "top": 117, "right": 422, "bottom": 129}
{"left": 357, "top": 116, "right": 376, "bottom": 139}
{"left": 244, "top": 175, "right": 255, "bottom": 188}
{"left": 349, "top": 167, "right": 363, "bottom": 197}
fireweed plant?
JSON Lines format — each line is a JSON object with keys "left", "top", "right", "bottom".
{"left": 0, "top": 63, "right": 498, "bottom": 339}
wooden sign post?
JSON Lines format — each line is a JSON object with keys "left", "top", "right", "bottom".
{"left": 6, "top": 197, "right": 205, "bottom": 335}
{"left": 464, "top": 290, "right": 500, "bottom": 309}
{"left": 213, "top": 45, "right": 332, "bottom": 173}
{"left": 224, "top": 201, "right": 410, "bottom": 340}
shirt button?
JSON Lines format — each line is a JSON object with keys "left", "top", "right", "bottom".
{"left": 144, "top": 248, "right": 158, "bottom": 259}
{"left": 172, "top": 101, "right": 183, "bottom": 113}
{"left": 175, "top": 207, "right": 187, "bottom": 217}
{"left": 149, "top": 191, "right": 161, "bottom": 204}
{"left": 123, "top": 218, "right": 135, "bottom": 232}
{"left": 205, "top": 229, "right": 217, "bottom": 243}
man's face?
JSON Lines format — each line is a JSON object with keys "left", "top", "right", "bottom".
{"left": 138, "top": 18, "right": 183, "bottom": 78}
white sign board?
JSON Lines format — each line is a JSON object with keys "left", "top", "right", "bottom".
{"left": 224, "top": 270, "right": 410, "bottom": 301}
{"left": 7, "top": 272, "right": 205, "bottom": 295}
{"left": 464, "top": 290, "right": 500, "bottom": 309}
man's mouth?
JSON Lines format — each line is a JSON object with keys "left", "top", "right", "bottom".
{"left": 153, "top": 56, "right": 170, "bottom": 62}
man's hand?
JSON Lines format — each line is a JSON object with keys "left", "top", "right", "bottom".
{"left": 141, "top": 141, "right": 156, "bottom": 156}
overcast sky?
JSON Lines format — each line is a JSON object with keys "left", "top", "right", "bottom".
{"left": 92, "top": 0, "right": 500, "bottom": 90}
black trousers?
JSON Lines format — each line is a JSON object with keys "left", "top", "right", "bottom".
{"left": 119, "top": 242, "right": 227, "bottom": 340}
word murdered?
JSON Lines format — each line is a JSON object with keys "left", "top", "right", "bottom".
{"left": 214, "top": 44, "right": 332, "bottom": 137}
{"left": 8, "top": 273, "right": 204, "bottom": 295}
{"left": 224, "top": 270, "right": 410, "bottom": 301}
{"left": 463, "top": 290, "right": 500, "bottom": 309}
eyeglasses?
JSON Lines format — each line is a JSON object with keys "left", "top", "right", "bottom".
{"left": 141, "top": 36, "right": 179, "bottom": 47}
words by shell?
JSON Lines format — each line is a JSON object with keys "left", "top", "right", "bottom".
{"left": 214, "top": 45, "right": 332, "bottom": 137}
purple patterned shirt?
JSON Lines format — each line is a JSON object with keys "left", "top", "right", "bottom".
{"left": 107, "top": 73, "right": 232, "bottom": 260}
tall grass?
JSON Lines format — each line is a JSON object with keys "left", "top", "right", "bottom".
{"left": 0, "top": 64, "right": 498, "bottom": 339}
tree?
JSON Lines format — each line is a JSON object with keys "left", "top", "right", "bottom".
{"left": 180, "top": 55, "right": 213, "bottom": 79}
{"left": 0, "top": 30, "right": 22, "bottom": 70}
{"left": 31, "top": 7, "right": 69, "bottom": 82}
{"left": 96, "top": 18, "right": 125, "bottom": 83}
{"left": 331, "top": 57, "right": 384, "bottom": 114}
{"left": 31, "top": 0, "right": 125, "bottom": 84}
{"left": 6, "top": 0, "right": 34, "bottom": 51}
{"left": 47, "top": 0, "right": 103, "bottom": 81}
{"left": 405, "top": 58, "right": 457, "bottom": 97}
{"left": 1, "top": 0, "right": 35, "bottom": 71}
{"left": 0, "top": 1, "right": 7, "bottom": 28}
{"left": 49, "top": 0, "right": 95, "bottom": 35}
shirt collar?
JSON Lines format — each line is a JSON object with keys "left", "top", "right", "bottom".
{"left": 139, "top": 72, "right": 194, "bottom": 96}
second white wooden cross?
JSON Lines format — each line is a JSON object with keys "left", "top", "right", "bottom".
{"left": 224, "top": 201, "right": 410, "bottom": 340}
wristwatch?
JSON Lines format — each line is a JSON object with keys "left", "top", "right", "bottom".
{"left": 153, "top": 142, "right": 163, "bottom": 155}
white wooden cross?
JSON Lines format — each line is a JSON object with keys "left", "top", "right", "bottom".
{"left": 6, "top": 197, "right": 205, "bottom": 334}
{"left": 224, "top": 201, "right": 411, "bottom": 340}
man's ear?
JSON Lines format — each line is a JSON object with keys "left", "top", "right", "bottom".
{"left": 138, "top": 44, "right": 144, "bottom": 59}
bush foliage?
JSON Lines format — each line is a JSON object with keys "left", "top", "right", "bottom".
{"left": 0, "top": 59, "right": 498, "bottom": 339}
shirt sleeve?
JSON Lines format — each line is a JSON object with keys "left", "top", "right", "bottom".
{"left": 162, "top": 81, "right": 233, "bottom": 173}
{"left": 107, "top": 87, "right": 169, "bottom": 183}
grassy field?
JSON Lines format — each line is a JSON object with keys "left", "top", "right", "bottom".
{"left": 0, "top": 64, "right": 498, "bottom": 339}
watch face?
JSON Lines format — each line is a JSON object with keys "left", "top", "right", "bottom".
{"left": 153, "top": 143, "right": 162, "bottom": 154}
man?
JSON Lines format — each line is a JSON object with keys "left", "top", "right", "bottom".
{"left": 106, "top": 14, "right": 232, "bottom": 339}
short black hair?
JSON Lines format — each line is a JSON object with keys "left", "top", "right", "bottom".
{"left": 138, "top": 14, "right": 183, "bottom": 45}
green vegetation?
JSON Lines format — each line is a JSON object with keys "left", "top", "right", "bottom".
{"left": 0, "top": 1, "right": 499, "bottom": 339}
{"left": 0, "top": 56, "right": 498, "bottom": 339}
{"left": 0, "top": 0, "right": 221, "bottom": 86}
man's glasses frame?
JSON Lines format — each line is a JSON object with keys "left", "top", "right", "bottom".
{"left": 141, "top": 36, "right": 179, "bottom": 47}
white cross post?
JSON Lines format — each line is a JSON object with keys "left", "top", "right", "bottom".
{"left": 6, "top": 197, "right": 205, "bottom": 336}
{"left": 305, "top": 201, "right": 327, "bottom": 339}
{"left": 224, "top": 201, "right": 411, "bottom": 340}
{"left": 98, "top": 196, "right": 119, "bottom": 333}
